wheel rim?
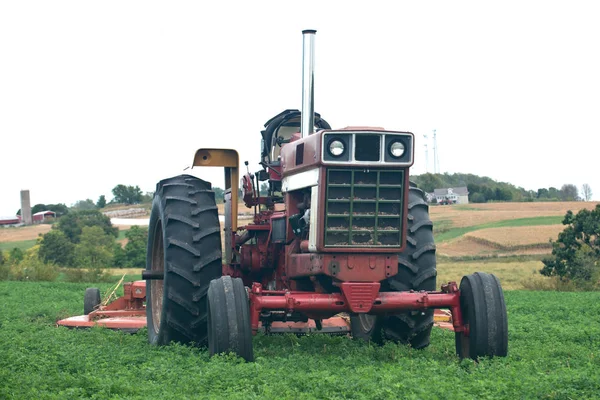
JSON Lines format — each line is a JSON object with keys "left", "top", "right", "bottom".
{"left": 358, "top": 314, "right": 376, "bottom": 333}
{"left": 150, "top": 219, "right": 164, "bottom": 335}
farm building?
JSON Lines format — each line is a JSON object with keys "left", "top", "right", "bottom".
{"left": 33, "top": 211, "right": 56, "bottom": 223}
{"left": 0, "top": 215, "right": 22, "bottom": 226}
{"left": 432, "top": 187, "right": 469, "bottom": 205}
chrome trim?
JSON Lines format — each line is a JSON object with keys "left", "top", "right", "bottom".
{"left": 281, "top": 167, "right": 319, "bottom": 193}
{"left": 301, "top": 30, "right": 316, "bottom": 138}
{"left": 309, "top": 186, "right": 319, "bottom": 252}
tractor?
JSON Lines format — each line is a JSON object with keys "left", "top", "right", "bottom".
{"left": 142, "top": 30, "right": 508, "bottom": 362}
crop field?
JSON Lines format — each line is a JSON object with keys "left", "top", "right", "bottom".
{"left": 465, "top": 225, "right": 564, "bottom": 248}
{"left": 429, "top": 201, "right": 600, "bottom": 229}
{"left": 1, "top": 280, "right": 599, "bottom": 399}
{"left": 437, "top": 260, "right": 544, "bottom": 290}
{"left": 0, "top": 224, "right": 50, "bottom": 243}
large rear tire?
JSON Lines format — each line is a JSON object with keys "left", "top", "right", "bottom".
{"left": 351, "top": 185, "right": 437, "bottom": 348}
{"left": 146, "top": 174, "right": 223, "bottom": 346}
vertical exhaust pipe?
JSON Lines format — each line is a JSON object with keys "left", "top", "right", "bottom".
{"left": 301, "top": 29, "right": 316, "bottom": 138}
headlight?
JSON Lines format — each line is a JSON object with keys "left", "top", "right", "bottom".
{"left": 389, "top": 141, "right": 405, "bottom": 158}
{"left": 329, "top": 140, "right": 345, "bottom": 157}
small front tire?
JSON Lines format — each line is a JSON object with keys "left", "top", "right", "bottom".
{"left": 455, "top": 272, "right": 508, "bottom": 360}
{"left": 207, "top": 276, "right": 254, "bottom": 362}
{"left": 84, "top": 288, "right": 101, "bottom": 315}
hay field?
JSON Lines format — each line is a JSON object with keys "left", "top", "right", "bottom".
{"left": 465, "top": 224, "right": 563, "bottom": 248}
{"left": 429, "top": 201, "right": 599, "bottom": 228}
{"left": 432, "top": 201, "right": 598, "bottom": 258}
{"left": 0, "top": 224, "right": 51, "bottom": 242}
{"left": 437, "top": 260, "right": 546, "bottom": 290}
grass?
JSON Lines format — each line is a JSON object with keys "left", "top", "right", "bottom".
{"left": 435, "top": 215, "right": 563, "bottom": 243}
{"left": 1, "top": 281, "right": 599, "bottom": 399}
{"left": 116, "top": 229, "right": 129, "bottom": 240}
{"left": 0, "top": 239, "right": 38, "bottom": 251}
{"left": 438, "top": 260, "right": 547, "bottom": 290}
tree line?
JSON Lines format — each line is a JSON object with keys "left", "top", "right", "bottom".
{"left": 411, "top": 173, "right": 592, "bottom": 203}
{"left": 37, "top": 210, "right": 147, "bottom": 269}
{"left": 16, "top": 184, "right": 154, "bottom": 216}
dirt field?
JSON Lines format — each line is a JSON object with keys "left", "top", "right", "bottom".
{"left": 0, "top": 224, "right": 51, "bottom": 242}
{"left": 437, "top": 236, "right": 552, "bottom": 258}
{"left": 437, "top": 224, "right": 565, "bottom": 258}
{"left": 429, "top": 201, "right": 599, "bottom": 228}
{"left": 466, "top": 224, "right": 564, "bottom": 247}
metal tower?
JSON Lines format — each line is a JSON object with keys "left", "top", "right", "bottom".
{"left": 423, "top": 133, "right": 429, "bottom": 173}
{"left": 433, "top": 129, "right": 439, "bottom": 174}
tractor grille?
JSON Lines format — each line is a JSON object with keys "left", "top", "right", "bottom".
{"left": 325, "top": 168, "right": 404, "bottom": 247}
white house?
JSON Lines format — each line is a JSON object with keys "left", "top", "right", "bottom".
{"left": 433, "top": 187, "right": 469, "bottom": 204}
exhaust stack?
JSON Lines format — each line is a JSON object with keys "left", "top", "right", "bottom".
{"left": 301, "top": 29, "right": 316, "bottom": 138}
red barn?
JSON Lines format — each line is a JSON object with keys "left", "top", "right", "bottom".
{"left": 0, "top": 216, "right": 22, "bottom": 226}
{"left": 33, "top": 211, "right": 56, "bottom": 223}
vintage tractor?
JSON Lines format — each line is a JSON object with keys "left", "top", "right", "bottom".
{"left": 143, "top": 30, "right": 508, "bottom": 362}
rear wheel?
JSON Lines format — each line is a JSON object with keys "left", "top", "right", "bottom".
{"left": 146, "top": 174, "right": 222, "bottom": 346}
{"left": 351, "top": 185, "right": 436, "bottom": 348}
{"left": 455, "top": 272, "right": 508, "bottom": 360}
{"left": 207, "top": 276, "right": 254, "bottom": 362}
{"left": 84, "top": 288, "right": 101, "bottom": 315}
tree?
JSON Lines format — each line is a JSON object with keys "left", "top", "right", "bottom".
{"left": 548, "top": 187, "right": 560, "bottom": 200}
{"left": 537, "top": 188, "right": 549, "bottom": 199}
{"left": 0, "top": 251, "right": 4, "bottom": 266}
{"left": 213, "top": 187, "right": 225, "bottom": 203}
{"left": 412, "top": 173, "right": 443, "bottom": 193}
{"left": 39, "top": 230, "right": 75, "bottom": 266}
{"left": 540, "top": 204, "right": 600, "bottom": 284}
{"left": 111, "top": 184, "right": 143, "bottom": 204}
{"left": 495, "top": 187, "right": 513, "bottom": 201}
{"left": 72, "top": 199, "right": 97, "bottom": 211}
{"left": 560, "top": 184, "right": 579, "bottom": 201}
{"left": 75, "top": 226, "right": 115, "bottom": 268}
{"left": 141, "top": 192, "right": 154, "bottom": 203}
{"left": 96, "top": 195, "right": 107, "bottom": 208}
{"left": 115, "top": 226, "right": 148, "bottom": 268}
{"left": 17, "top": 203, "right": 69, "bottom": 217}
{"left": 582, "top": 184, "right": 593, "bottom": 202}
{"left": 9, "top": 248, "right": 25, "bottom": 265}
{"left": 54, "top": 210, "right": 118, "bottom": 243}
{"left": 259, "top": 182, "right": 269, "bottom": 196}
{"left": 470, "top": 192, "right": 487, "bottom": 203}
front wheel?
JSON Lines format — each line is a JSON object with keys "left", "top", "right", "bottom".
{"left": 84, "top": 288, "right": 101, "bottom": 315}
{"left": 207, "top": 276, "right": 254, "bottom": 362}
{"left": 455, "top": 272, "right": 508, "bottom": 360}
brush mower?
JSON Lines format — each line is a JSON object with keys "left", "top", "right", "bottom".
{"left": 58, "top": 30, "right": 508, "bottom": 362}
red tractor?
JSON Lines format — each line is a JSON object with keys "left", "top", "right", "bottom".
{"left": 143, "top": 30, "right": 508, "bottom": 362}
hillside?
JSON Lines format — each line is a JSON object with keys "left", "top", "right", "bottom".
{"left": 431, "top": 201, "right": 600, "bottom": 259}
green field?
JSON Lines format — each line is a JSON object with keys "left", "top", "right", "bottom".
{"left": 1, "top": 281, "right": 599, "bottom": 399}
{"left": 0, "top": 229, "right": 131, "bottom": 252}
{"left": 0, "top": 239, "right": 38, "bottom": 251}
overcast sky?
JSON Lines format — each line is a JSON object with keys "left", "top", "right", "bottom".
{"left": 1, "top": 1, "right": 598, "bottom": 215}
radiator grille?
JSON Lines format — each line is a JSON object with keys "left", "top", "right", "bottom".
{"left": 325, "top": 168, "right": 404, "bottom": 247}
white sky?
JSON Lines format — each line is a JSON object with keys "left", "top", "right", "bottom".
{"left": 1, "top": 1, "right": 599, "bottom": 215}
